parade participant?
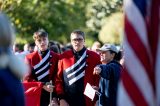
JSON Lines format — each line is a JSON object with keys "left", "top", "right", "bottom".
{"left": 56, "top": 30, "right": 101, "bottom": 106}
{"left": 0, "top": 12, "right": 28, "bottom": 106}
{"left": 93, "top": 44, "right": 122, "bottom": 106}
{"left": 24, "top": 29, "right": 59, "bottom": 106}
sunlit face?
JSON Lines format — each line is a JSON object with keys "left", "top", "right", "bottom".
{"left": 71, "top": 33, "right": 85, "bottom": 52}
{"left": 99, "top": 51, "right": 115, "bottom": 64}
{"left": 35, "top": 37, "right": 49, "bottom": 51}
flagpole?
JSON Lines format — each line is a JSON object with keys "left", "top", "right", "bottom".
{"left": 49, "top": 80, "right": 52, "bottom": 106}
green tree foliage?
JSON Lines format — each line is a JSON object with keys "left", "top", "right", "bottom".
{"left": 0, "top": 0, "right": 89, "bottom": 44}
{"left": 86, "top": 0, "right": 123, "bottom": 32}
{"left": 0, "top": 0, "right": 123, "bottom": 45}
{"left": 86, "top": 0, "right": 123, "bottom": 45}
{"left": 99, "top": 12, "right": 123, "bottom": 44}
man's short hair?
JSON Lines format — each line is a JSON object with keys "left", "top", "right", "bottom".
{"left": 33, "top": 29, "right": 48, "bottom": 40}
{"left": 71, "top": 29, "right": 85, "bottom": 39}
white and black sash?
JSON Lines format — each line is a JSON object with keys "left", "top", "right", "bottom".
{"left": 33, "top": 50, "right": 51, "bottom": 82}
{"left": 64, "top": 50, "right": 87, "bottom": 85}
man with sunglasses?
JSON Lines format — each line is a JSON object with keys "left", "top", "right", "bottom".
{"left": 56, "top": 30, "right": 101, "bottom": 106}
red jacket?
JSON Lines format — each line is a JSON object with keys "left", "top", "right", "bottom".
{"left": 23, "top": 82, "right": 43, "bottom": 106}
{"left": 56, "top": 49, "right": 101, "bottom": 106}
{"left": 24, "top": 50, "right": 59, "bottom": 84}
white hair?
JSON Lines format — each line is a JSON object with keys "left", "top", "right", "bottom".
{"left": 0, "top": 12, "right": 15, "bottom": 48}
{"left": 0, "top": 12, "right": 28, "bottom": 79}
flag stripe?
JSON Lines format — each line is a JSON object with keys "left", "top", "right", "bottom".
{"left": 133, "top": 0, "right": 146, "bottom": 17}
{"left": 148, "top": 0, "right": 159, "bottom": 65}
{"left": 155, "top": 1, "right": 160, "bottom": 106}
{"left": 156, "top": 37, "right": 160, "bottom": 105}
{"left": 124, "top": 0, "right": 149, "bottom": 48}
{"left": 148, "top": 0, "right": 159, "bottom": 94}
{"left": 122, "top": 67, "right": 148, "bottom": 106}
{"left": 118, "top": 0, "right": 160, "bottom": 105}
{"left": 151, "top": 0, "right": 160, "bottom": 105}
{"left": 124, "top": 35, "right": 154, "bottom": 105}
{"left": 117, "top": 81, "right": 134, "bottom": 106}
{"left": 125, "top": 17, "right": 154, "bottom": 86}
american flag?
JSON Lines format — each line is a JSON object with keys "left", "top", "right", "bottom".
{"left": 117, "top": 0, "right": 160, "bottom": 106}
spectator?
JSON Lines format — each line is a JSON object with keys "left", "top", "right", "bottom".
{"left": 61, "top": 43, "right": 73, "bottom": 53}
{"left": 13, "top": 43, "right": 21, "bottom": 55}
{"left": 0, "top": 12, "right": 28, "bottom": 106}
{"left": 28, "top": 42, "right": 35, "bottom": 53}
{"left": 91, "top": 41, "right": 102, "bottom": 53}
{"left": 48, "top": 41, "right": 61, "bottom": 54}
{"left": 93, "top": 43, "right": 122, "bottom": 106}
{"left": 16, "top": 43, "right": 30, "bottom": 59}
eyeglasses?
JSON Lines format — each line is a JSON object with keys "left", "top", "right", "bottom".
{"left": 71, "top": 38, "right": 84, "bottom": 42}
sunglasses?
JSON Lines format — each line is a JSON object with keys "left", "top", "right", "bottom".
{"left": 71, "top": 38, "right": 84, "bottom": 42}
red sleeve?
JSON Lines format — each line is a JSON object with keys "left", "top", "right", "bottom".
{"left": 87, "top": 51, "right": 101, "bottom": 87}
{"left": 93, "top": 54, "right": 101, "bottom": 86}
{"left": 91, "top": 53, "right": 101, "bottom": 102}
{"left": 49, "top": 53, "right": 59, "bottom": 85}
{"left": 55, "top": 57, "right": 65, "bottom": 97}
{"left": 23, "top": 82, "right": 43, "bottom": 106}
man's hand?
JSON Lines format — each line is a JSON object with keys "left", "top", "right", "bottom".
{"left": 92, "top": 86, "right": 99, "bottom": 91}
{"left": 59, "top": 99, "right": 69, "bottom": 106}
{"left": 48, "top": 98, "right": 59, "bottom": 106}
{"left": 43, "top": 84, "right": 54, "bottom": 92}
{"left": 93, "top": 66, "right": 102, "bottom": 75}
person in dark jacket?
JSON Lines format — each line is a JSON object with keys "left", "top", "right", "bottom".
{"left": 93, "top": 43, "right": 122, "bottom": 106}
{"left": 0, "top": 12, "right": 28, "bottom": 106}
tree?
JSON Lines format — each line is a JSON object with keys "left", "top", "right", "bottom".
{"left": 99, "top": 12, "right": 123, "bottom": 44}
{"left": 85, "top": 0, "right": 123, "bottom": 45}
{"left": 86, "top": 0, "right": 123, "bottom": 32}
{"left": 0, "top": 0, "right": 90, "bottom": 44}
{"left": 0, "top": 0, "right": 123, "bottom": 46}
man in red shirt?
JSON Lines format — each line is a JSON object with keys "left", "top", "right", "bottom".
{"left": 56, "top": 30, "right": 101, "bottom": 106}
{"left": 24, "top": 29, "right": 59, "bottom": 106}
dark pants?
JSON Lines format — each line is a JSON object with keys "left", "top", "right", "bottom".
{"left": 40, "top": 89, "right": 50, "bottom": 106}
{"left": 66, "top": 93, "right": 86, "bottom": 106}
{"left": 99, "top": 94, "right": 116, "bottom": 106}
